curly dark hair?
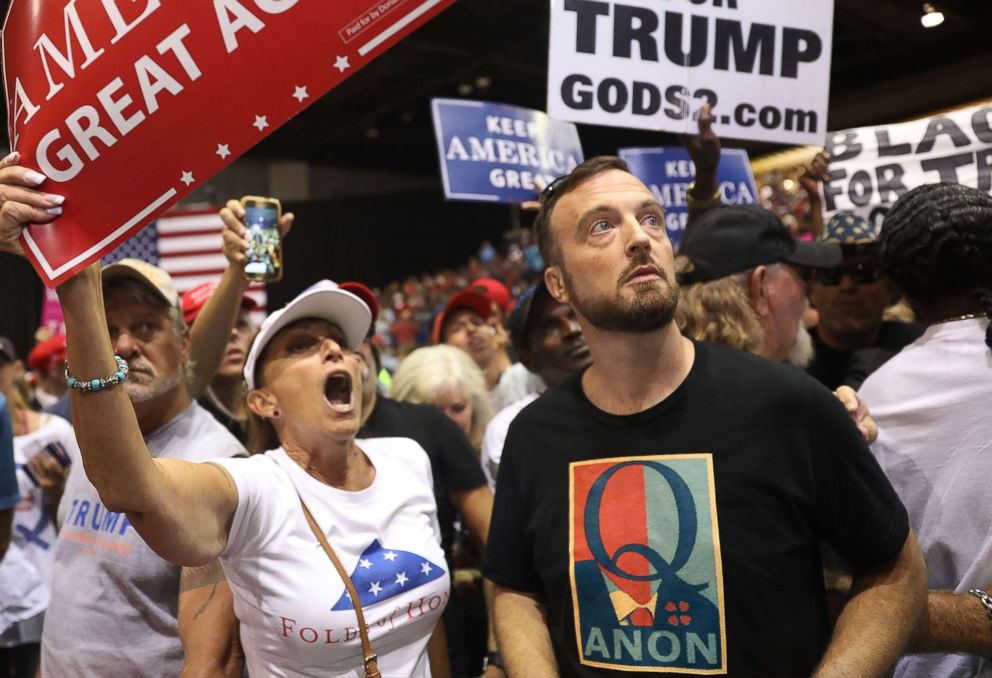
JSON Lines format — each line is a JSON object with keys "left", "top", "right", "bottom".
{"left": 879, "top": 182, "right": 992, "bottom": 348}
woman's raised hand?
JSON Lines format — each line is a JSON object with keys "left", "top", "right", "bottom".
{"left": 0, "top": 151, "right": 65, "bottom": 258}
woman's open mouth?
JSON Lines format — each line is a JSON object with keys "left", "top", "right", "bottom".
{"left": 323, "top": 371, "right": 354, "bottom": 413}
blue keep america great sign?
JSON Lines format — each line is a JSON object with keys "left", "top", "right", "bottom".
{"left": 618, "top": 147, "right": 758, "bottom": 247}
{"left": 431, "top": 98, "right": 584, "bottom": 203}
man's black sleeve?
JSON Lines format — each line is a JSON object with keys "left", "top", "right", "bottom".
{"left": 482, "top": 422, "right": 541, "bottom": 592}
{"left": 808, "top": 379, "right": 910, "bottom": 569}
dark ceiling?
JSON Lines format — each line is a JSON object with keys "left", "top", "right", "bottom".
{"left": 248, "top": 0, "right": 992, "bottom": 175}
{"left": 3, "top": 0, "right": 992, "bottom": 176}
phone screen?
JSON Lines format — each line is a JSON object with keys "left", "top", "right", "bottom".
{"left": 244, "top": 202, "right": 281, "bottom": 279}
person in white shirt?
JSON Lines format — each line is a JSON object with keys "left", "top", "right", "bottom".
{"left": 858, "top": 182, "right": 992, "bottom": 677}
{"left": 0, "top": 159, "right": 449, "bottom": 677}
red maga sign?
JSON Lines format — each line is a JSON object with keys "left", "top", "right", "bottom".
{"left": 3, "top": 0, "right": 454, "bottom": 286}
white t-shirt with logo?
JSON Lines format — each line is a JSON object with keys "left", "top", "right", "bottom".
{"left": 0, "top": 414, "right": 79, "bottom": 638}
{"left": 42, "top": 403, "right": 245, "bottom": 678}
{"left": 211, "top": 437, "right": 448, "bottom": 678}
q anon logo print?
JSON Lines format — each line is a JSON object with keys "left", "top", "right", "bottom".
{"left": 569, "top": 454, "right": 726, "bottom": 673}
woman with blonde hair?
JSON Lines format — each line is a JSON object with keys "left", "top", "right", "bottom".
{"left": 390, "top": 345, "right": 492, "bottom": 451}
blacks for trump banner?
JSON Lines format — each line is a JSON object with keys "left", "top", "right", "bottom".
{"left": 547, "top": 0, "right": 834, "bottom": 145}
{"left": 823, "top": 102, "right": 992, "bottom": 222}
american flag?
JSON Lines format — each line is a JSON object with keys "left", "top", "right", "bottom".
{"left": 331, "top": 539, "right": 446, "bottom": 610}
{"left": 101, "top": 208, "right": 267, "bottom": 323}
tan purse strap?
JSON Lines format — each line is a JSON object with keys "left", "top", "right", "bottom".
{"left": 299, "top": 497, "right": 382, "bottom": 678}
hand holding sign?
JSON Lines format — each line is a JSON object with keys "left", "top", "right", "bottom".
{"left": 800, "top": 152, "right": 831, "bottom": 202}
{"left": 799, "top": 151, "right": 830, "bottom": 239}
{"left": 0, "top": 153, "right": 61, "bottom": 258}
{"left": 680, "top": 103, "right": 721, "bottom": 201}
{"left": 4, "top": 0, "right": 455, "bottom": 286}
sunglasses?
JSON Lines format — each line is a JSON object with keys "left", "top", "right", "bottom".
{"left": 540, "top": 174, "right": 568, "bottom": 201}
{"left": 814, "top": 262, "right": 881, "bottom": 287}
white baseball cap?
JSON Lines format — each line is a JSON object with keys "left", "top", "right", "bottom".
{"left": 243, "top": 280, "right": 372, "bottom": 390}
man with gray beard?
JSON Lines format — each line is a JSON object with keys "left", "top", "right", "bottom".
{"left": 40, "top": 259, "right": 244, "bottom": 678}
{"left": 675, "top": 205, "right": 834, "bottom": 369}
{"left": 482, "top": 157, "right": 926, "bottom": 677}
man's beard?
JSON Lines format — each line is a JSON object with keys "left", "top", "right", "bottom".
{"left": 784, "top": 325, "right": 815, "bottom": 368}
{"left": 124, "top": 358, "right": 185, "bottom": 403}
{"left": 562, "top": 258, "right": 680, "bottom": 333}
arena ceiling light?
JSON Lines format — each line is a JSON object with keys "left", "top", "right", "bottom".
{"left": 921, "top": 3, "right": 945, "bottom": 28}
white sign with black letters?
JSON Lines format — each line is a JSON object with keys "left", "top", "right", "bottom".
{"left": 547, "top": 0, "right": 834, "bottom": 145}
{"left": 822, "top": 103, "right": 992, "bottom": 222}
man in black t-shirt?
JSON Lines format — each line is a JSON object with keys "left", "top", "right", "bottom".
{"left": 482, "top": 157, "right": 927, "bottom": 677}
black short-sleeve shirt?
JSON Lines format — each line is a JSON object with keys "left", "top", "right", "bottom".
{"left": 806, "top": 321, "right": 924, "bottom": 390}
{"left": 483, "top": 342, "right": 908, "bottom": 677}
{"left": 361, "top": 397, "right": 487, "bottom": 563}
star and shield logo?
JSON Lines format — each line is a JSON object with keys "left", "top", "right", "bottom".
{"left": 570, "top": 454, "right": 727, "bottom": 673}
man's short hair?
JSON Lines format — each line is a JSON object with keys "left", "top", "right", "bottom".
{"left": 534, "top": 156, "right": 630, "bottom": 265}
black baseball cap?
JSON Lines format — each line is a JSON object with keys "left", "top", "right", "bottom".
{"left": 507, "top": 281, "right": 552, "bottom": 351}
{"left": 678, "top": 205, "right": 841, "bottom": 283}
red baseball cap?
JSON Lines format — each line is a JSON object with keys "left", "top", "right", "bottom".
{"left": 338, "top": 281, "right": 380, "bottom": 323}
{"left": 28, "top": 335, "right": 66, "bottom": 372}
{"left": 182, "top": 281, "right": 260, "bottom": 325}
{"left": 433, "top": 290, "right": 492, "bottom": 344}
{"left": 470, "top": 278, "right": 512, "bottom": 315}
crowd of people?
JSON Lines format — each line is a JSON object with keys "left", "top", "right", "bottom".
{"left": 0, "top": 108, "right": 990, "bottom": 678}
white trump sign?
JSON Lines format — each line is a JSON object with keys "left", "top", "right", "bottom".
{"left": 547, "top": 0, "right": 834, "bottom": 145}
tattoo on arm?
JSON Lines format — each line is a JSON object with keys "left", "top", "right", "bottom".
{"left": 180, "top": 560, "right": 227, "bottom": 593}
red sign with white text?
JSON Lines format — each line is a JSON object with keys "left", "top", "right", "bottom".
{"left": 3, "top": 0, "right": 454, "bottom": 286}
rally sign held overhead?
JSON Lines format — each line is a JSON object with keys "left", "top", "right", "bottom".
{"left": 823, "top": 102, "right": 992, "bottom": 222}
{"left": 548, "top": 0, "right": 834, "bottom": 145}
{"left": 431, "top": 98, "right": 584, "bottom": 204}
{"left": 618, "top": 146, "right": 757, "bottom": 245}
{"left": 3, "top": 0, "right": 455, "bottom": 286}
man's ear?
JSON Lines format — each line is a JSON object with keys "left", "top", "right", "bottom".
{"left": 179, "top": 326, "right": 192, "bottom": 363}
{"left": 545, "top": 266, "right": 569, "bottom": 304}
{"left": 247, "top": 388, "right": 281, "bottom": 420}
{"left": 748, "top": 266, "right": 772, "bottom": 319}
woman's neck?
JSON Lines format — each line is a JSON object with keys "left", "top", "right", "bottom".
{"left": 283, "top": 437, "right": 375, "bottom": 491}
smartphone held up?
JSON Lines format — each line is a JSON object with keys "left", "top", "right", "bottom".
{"left": 241, "top": 196, "right": 284, "bottom": 282}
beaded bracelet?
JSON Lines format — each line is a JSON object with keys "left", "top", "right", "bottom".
{"left": 65, "top": 356, "right": 130, "bottom": 393}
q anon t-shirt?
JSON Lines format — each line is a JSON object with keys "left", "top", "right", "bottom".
{"left": 210, "top": 437, "right": 449, "bottom": 678}
{"left": 483, "top": 341, "right": 909, "bottom": 677}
